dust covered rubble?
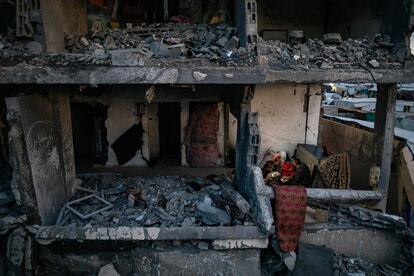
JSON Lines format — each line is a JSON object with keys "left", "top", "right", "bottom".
{"left": 58, "top": 174, "right": 254, "bottom": 228}
{"left": 0, "top": 26, "right": 404, "bottom": 71}
{"left": 0, "top": 23, "right": 253, "bottom": 67}
{"left": 258, "top": 33, "right": 404, "bottom": 70}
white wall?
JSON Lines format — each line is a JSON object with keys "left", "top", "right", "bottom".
{"left": 105, "top": 99, "right": 147, "bottom": 166}
{"left": 252, "top": 84, "right": 322, "bottom": 156}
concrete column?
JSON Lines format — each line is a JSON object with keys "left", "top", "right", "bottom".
{"left": 40, "top": 0, "right": 88, "bottom": 52}
{"left": 374, "top": 84, "right": 397, "bottom": 211}
{"left": 40, "top": 0, "right": 65, "bottom": 52}
{"left": 235, "top": 86, "right": 254, "bottom": 188}
{"left": 49, "top": 90, "right": 77, "bottom": 198}
{"left": 147, "top": 103, "right": 160, "bottom": 162}
{"left": 180, "top": 101, "right": 189, "bottom": 166}
{"left": 61, "top": 0, "right": 88, "bottom": 35}
{"left": 6, "top": 94, "right": 68, "bottom": 225}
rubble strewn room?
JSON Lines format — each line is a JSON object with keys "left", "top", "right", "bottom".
{"left": 0, "top": 0, "right": 414, "bottom": 275}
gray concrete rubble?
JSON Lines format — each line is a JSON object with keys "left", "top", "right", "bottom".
{"left": 57, "top": 174, "right": 255, "bottom": 228}
{"left": 37, "top": 245, "right": 260, "bottom": 276}
{"left": 0, "top": 26, "right": 405, "bottom": 73}
{"left": 258, "top": 34, "right": 403, "bottom": 70}
{"left": 0, "top": 23, "right": 252, "bottom": 67}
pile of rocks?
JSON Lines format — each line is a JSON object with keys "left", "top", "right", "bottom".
{"left": 0, "top": 23, "right": 252, "bottom": 67}
{"left": 258, "top": 33, "right": 403, "bottom": 70}
{"left": 334, "top": 254, "right": 412, "bottom": 276}
{"left": 66, "top": 23, "right": 249, "bottom": 64}
{"left": 59, "top": 174, "right": 254, "bottom": 228}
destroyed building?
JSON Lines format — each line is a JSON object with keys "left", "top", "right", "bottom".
{"left": 0, "top": 0, "right": 414, "bottom": 275}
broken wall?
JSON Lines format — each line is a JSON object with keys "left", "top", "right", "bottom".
{"left": 251, "top": 84, "right": 321, "bottom": 156}
{"left": 71, "top": 86, "right": 237, "bottom": 168}
{"left": 6, "top": 93, "right": 73, "bottom": 225}
{"left": 257, "top": 0, "right": 410, "bottom": 42}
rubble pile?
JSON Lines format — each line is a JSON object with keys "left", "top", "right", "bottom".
{"left": 0, "top": 165, "right": 26, "bottom": 235}
{"left": 65, "top": 23, "right": 251, "bottom": 65}
{"left": 258, "top": 34, "right": 403, "bottom": 70}
{"left": 326, "top": 204, "right": 409, "bottom": 232}
{"left": 0, "top": 23, "right": 253, "bottom": 67}
{"left": 58, "top": 174, "right": 254, "bottom": 228}
{"left": 334, "top": 254, "right": 411, "bottom": 276}
{"left": 316, "top": 203, "right": 414, "bottom": 272}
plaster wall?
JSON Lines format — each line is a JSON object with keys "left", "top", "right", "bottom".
{"left": 252, "top": 84, "right": 321, "bottom": 156}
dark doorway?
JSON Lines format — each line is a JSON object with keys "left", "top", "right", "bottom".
{"left": 71, "top": 102, "right": 108, "bottom": 167}
{"left": 157, "top": 102, "right": 181, "bottom": 165}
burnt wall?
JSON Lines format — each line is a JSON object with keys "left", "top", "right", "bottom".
{"left": 257, "top": 0, "right": 411, "bottom": 43}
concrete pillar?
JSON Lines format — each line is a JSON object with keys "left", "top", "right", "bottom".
{"left": 40, "top": 0, "right": 65, "bottom": 52}
{"left": 49, "top": 90, "right": 77, "bottom": 198}
{"left": 40, "top": 0, "right": 88, "bottom": 52}
{"left": 373, "top": 84, "right": 397, "bottom": 211}
{"left": 235, "top": 86, "right": 254, "bottom": 188}
{"left": 61, "top": 0, "right": 88, "bottom": 35}
{"left": 7, "top": 98, "right": 41, "bottom": 224}
{"left": 181, "top": 101, "right": 189, "bottom": 166}
{"left": 147, "top": 103, "right": 160, "bottom": 162}
{"left": 6, "top": 94, "right": 68, "bottom": 225}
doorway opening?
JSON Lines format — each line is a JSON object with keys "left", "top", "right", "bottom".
{"left": 71, "top": 102, "right": 108, "bottom": 167}
{"left": 157, "top": 102, "right": 181, "bottom": 165}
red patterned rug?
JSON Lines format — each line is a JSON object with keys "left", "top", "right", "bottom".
{"left": 273, "top": 185, "right": 307, "bottom": 252}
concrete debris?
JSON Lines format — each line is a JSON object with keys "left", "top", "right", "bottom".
{"left": 196, "top": 197, "right": 232, "bottom": 226}
{"left": 368, "top": 59, "right": 380, "bottom": 68}
{"left": 334, "top": 254, "right": 412, "bottom": 276}
{"left": 59, "top": 174, "right": 254, "bottom": 228}
{"left": 323, "top": 33, "right": 342, "bottom": 44}
{"left": 283, "top": 251, "right": 297, "bottom": 272}
{"left": 6, "top": 227, "right": 27, "bottom": 266}
{"left": 145, "top": 85, "right": 156, "bottom": 103}
{"left": 25, "top": 41, "right": 43, "bottom": 55}
{"left": 0, "top": 26, "right": 402, "bottom": 70}
{"left": 110, "top": 49, "right": 139, "bottom": 66}
{"left": 0, "top": 23, "right": 252, "bottom": 67}
{"left": 314, "top": 203, "right": 414, "bottom": 272}
{"left": 193, "top": 71, "right": 207, "bottom": 82}
{"left": 258, "top": 34, "right": 402, "bottom": 70}
{"left": 324, "top": 204, "right": 408, "bottom": 231}
{"left": 98, "top": 264, "right": 121, "bottom": 276}
{"left": 197, "top": 241, "right": 210, "bottom": 250}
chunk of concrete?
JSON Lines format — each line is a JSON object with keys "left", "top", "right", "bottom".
{"left": 196, "top": 199, "right": 231, "bottom": 226}
{"left": 369, "top": 59, "right": 380, "bottom": 68}
{"left": 323, "top": 33, "right": 342, "bottom": 44}
{"left": 98, "top": 264, "right": 120, "bottom": 276}
{"left": 25, "top": 41, "right": 44, "bottom": 55}
{"left": 110, "top": 49, "right": 139, "bottom": 66}
{"left": 193, "top": 71, "right": 207, "bottom": 82}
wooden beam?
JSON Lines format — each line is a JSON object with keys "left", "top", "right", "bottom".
{"left": 374, "top": 84, "right": 397, "bottom": 211}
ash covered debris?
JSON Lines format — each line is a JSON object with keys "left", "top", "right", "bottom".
{"left": 258, "top": 34, "right": 404, "bottom": 70}
{"left": 333, "top": 254, "right": 412, "bottom": 276}
{"left": 58, "top": 174, "right": 254, "bottom": 228}
{"left": 0, "top": 23, "right": 253, "bottom": 67}
{"left": 0, "top": 25, "right": 404, "bottom": 71}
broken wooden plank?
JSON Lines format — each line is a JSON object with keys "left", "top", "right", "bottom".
{"left": 35, "top": 225, "right": 272, "bottom": 241}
